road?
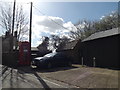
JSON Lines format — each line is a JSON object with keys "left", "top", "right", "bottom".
{"left": 1, "top": 65, "right": 78, "bottom": 89}
{"left": 1, "top": 64, "right": 119, "bottom": 89}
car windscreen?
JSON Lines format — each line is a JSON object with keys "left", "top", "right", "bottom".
{"left": 44, "top": 52, "right": 57, "bottom": 57}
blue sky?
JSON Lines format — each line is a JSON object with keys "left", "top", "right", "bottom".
{"left": 31, "top": 2, "right": 118, "bottom": 47}
{"left": 0, "top": 1, "right": 118, "bottom": 47}
{"left": 34, "top": 2, "right": 118, "bottom": 24}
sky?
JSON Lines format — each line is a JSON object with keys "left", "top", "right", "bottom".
{"left": 0, "top": 0, "right": 119, "bottom": 47}
{"left": 34, "top": 2, "right": 117, "bottom": 23}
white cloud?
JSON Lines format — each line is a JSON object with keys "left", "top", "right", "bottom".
{"left": 110, "top": 14, "right": 113, "bottom": 17}
{"left": 100, "top": 15, "right": 105, "bottom": 20}
{"left": 32, "top": 15, "right": 77, "bottom": 47}
{"left": 34, "top": 15, "right": 64, "bottom": 31}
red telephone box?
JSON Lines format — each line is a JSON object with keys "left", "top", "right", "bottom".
{"left": 19, "top": 42, "right": 31, "bottom": 65}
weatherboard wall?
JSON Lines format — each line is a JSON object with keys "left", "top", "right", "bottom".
{"left": 81, "top": 34, "right": 119, "bottom": 69}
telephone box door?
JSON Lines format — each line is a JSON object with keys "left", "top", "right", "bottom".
{"left": 19, "top": 42, "right": 31, "bottom": 65}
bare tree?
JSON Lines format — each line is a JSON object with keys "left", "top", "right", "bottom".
{"left": 0, "top": 3, "right": 12, "bottom": 34}
{"left": 50, "top": 34, "right": 70, "bottom": 50}
{"left": 50, "top": 35, "right": 61, "bottom": 49}
{"left": 57, "top": 36, "right": 70, "bottom": 49}
{"left": 0, "top": 2, "right": 29, "bottom": 41}
{"left": 70, "top": 20, "right": 93, "bottom": 40}
{"left": 15, "top": 5, "right": 29, "bottom": 41}
{"left": 40, "top": 36, "right": 49, "bottom": 47}
{"left": 70, "top": 11, "right": 118, "bottom": 40}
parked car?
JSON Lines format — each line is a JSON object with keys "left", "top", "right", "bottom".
{"left": 31, "top": 52, "right": 72, "bottom": 68}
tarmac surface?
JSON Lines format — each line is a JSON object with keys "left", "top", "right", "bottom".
{"left": 35, "top": 65, "right": 119, "bottom": 88}
{"left": 1, "top": 64, "right": 120, "bottom": 89}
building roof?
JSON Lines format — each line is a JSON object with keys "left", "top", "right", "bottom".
{"left": 82, "top": 28, "right": 120, "bottom": 42}
{"left": 31, "top": 47, "right": 39, "bottom": 51}
{"left": 56, "top": 40, "right": 79, "bottom": 51}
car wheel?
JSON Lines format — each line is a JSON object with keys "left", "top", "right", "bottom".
{"left": 47, "top": 62, "right": 52, "bottom": 69}
{"left": 68, "top": 61, "right": 72, "bottom": 67}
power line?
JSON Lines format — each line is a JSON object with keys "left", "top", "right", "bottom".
{"left": 0, "top": 1, "right": 71, "bottom": 31}
{"left": 32, "top": 5, "right": 70, "bottom": 30}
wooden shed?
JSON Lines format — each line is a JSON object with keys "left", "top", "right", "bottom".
{"left": 81, "top": 28, "right": 120, "bottom": 69}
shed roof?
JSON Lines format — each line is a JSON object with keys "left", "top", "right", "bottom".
{"left": 82, "top": 28, "right": 120, "bottom": 42}
{"left": 56, "top": 40, "right": 79, "bottom": 51}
